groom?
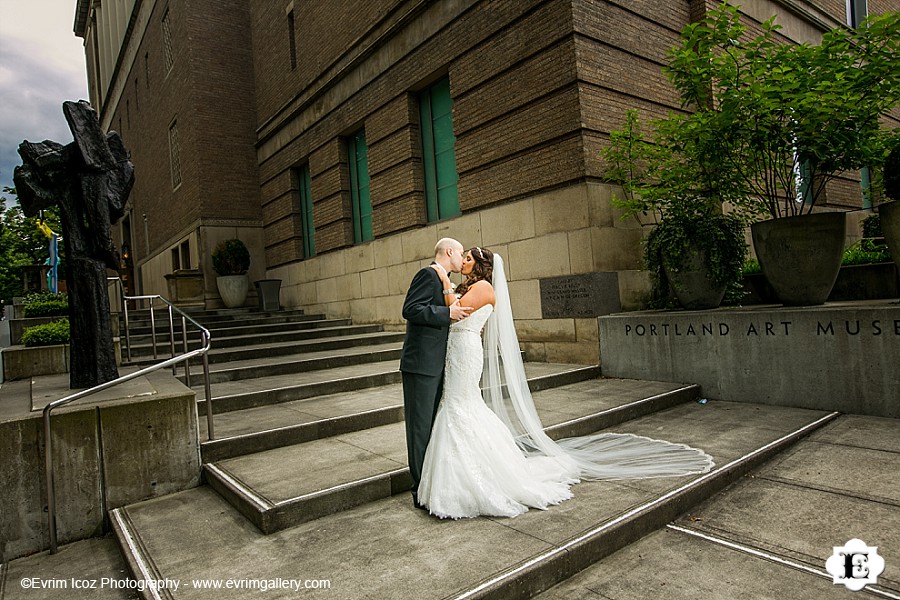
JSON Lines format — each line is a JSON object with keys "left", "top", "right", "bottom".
{"left": 400, "top": 237, "right": 470, "bottom": 509}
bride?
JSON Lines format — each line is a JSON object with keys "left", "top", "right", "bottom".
{"left": 417, "top": 247, "right": 714, "bottom": 519}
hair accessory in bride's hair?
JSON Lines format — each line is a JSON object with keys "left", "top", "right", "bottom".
{"left": 473, "top": 247, "right": 483, "bottom": 260}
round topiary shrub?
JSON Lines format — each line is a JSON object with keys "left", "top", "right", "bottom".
{"left": 212, "top": 239, "right": 250, "bottom": 276}
{"left": 21, "top": 319, "right": 70, "bottom": 347}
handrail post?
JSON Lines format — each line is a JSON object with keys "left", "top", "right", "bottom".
{"left": 168, "top": 305, "right": 177, "bottom": 375}
{"left": 123, "top": 298, "right": 132, "bottom": 363}
{"left": 43, "top": 407, "right": 58, "bottom": 554}
{"left": 149, "top": 298, "right": 158, "bottom": 360}
{"left": 182, "top": 316, "right": 191, "bottom": 387}
{"left": 202, "top": 330, "right": 214, "bottom": 440}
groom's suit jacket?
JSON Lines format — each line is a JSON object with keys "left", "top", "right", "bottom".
{"left": 400, "top": 264, "right": 451, "bottom": 376}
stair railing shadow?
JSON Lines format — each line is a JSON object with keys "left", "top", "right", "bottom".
{"left": 43, "top": 280, "right": 214, "bottom": 554}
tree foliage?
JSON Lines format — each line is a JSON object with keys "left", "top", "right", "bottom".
{"left": 0, "top": 187, "right": 65, "bottom": 304}
{"left": 665, "top": 3, "right": 900, "bottom": 218}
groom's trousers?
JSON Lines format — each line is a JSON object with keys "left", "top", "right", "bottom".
{"left": 402, "top": 371, "right": 444, "bottom": 496}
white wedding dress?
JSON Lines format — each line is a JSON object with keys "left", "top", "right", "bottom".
{"left": 418, "top": 304, "right": 578, "bottom": 519}
{"left": 417, "top": 255, "right": 714, "bottom": 520}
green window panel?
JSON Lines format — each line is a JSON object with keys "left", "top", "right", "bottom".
{"left": 420, "top": 77, "right": 460, "bottom": 222}
{"left": 298, "top": 164, "right": 315, "bottom": 258}
{"left": 348, "top": 130, "right": 373, "bottom": 243}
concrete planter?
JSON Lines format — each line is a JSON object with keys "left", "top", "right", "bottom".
{"left": 216, "top": 274, "right": 249, "bottom": 308}
{"left": 662, "top": 247, "right": 726, "bottom": 310}
{"left": 165, "top": 269, "right": 205, "bottom": 308}
{"left": 751, "top": 212, "right": 846, "bottom": 306}
{"left": 2, "top": 344, "right": 70, "bottom": 380}
{"left": 880, "top": 200, "right": 900, "bottom": 274}
{"left": 9, "top": 316, "right": 65, "bottom": 345}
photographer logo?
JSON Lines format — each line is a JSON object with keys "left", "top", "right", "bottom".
{"left": 825, "top": 539, "right": 884, "bottom": 592}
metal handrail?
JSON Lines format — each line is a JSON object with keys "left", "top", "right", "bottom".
{"left": 43, "top": 295, "right": 214, "bottom": 554}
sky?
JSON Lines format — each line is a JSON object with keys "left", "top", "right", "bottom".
{"left": 0, "top": 0, "right": 89, "bottom": 197}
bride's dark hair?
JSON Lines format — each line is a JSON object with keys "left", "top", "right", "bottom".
{"left": 455, "top": 246, "right": 494, "bottom": 297}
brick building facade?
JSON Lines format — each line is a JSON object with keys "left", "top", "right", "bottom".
{"left": 75, "top": 0, "right": 893, "bottom": 363}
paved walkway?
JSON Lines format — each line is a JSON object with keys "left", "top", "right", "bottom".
{"left": 1, "top": 378, "right": 897, "bottom": 599}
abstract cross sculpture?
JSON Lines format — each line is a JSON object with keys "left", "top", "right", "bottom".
{"left": 14, "top": 100, "right": 134, "bottom": 389}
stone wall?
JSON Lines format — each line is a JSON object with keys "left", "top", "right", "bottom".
{"left": 0, "top": 372, "right": 200, "bottom": 561}
{"left": 598, "top": 302, "right": 900, "bottom": 417}
{"left": 271, "top": 181, "right": 650, "bottom": 364}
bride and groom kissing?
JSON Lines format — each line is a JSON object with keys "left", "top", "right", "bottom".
{"left": 400, "top": 238, "right": 715, "bottom": 520}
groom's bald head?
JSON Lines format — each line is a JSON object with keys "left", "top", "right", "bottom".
{"left": 434, "top": 238, "right": 461, "bottom": 257}
{"left": 434, "top": 237, "right": 465, "bottom": 273}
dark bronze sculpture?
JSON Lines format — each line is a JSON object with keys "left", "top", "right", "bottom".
{"left": 14, "top": 100, "right": 134, "bottom": 388}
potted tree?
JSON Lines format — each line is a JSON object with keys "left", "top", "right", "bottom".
{"left": 212, "top": 238, "right": 251, "bottom": 308}
{"left": 603, "top": 110, "right": 750, "bottom": 309}
{"left": 665, "top": 4, "right": 900, "bottom": 305}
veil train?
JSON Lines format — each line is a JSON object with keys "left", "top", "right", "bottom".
{"left": 481, "top": 255, "right": 715, "bottom": 480}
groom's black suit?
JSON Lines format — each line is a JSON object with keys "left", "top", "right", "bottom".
{"left": 400, "top": 264, "right": 451, "bottom": 501}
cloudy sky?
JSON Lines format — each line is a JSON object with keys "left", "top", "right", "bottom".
{"left": 0, "top": 0, "right": 89, "bottom": 196}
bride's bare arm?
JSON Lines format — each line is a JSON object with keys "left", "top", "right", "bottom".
{"left": 459, "top": 280, "right": 496, "bottom": 312}
{"left": 429, "top": 265, "right": 456, "bottom": 306}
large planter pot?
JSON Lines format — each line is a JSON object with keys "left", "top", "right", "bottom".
{"left": 880, "top": 200, "right": 900, "bottom": 274}
{"left": 662, "top": 247, "right": 726, "bottom": 310}
{"left": 216, "top": 275, "right": 249, "bottom": 308}
{"left": 751, "top": 212, "right": 846, "bottom": 306}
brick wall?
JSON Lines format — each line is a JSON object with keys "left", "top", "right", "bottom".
{"left": 102, "top": 0, "right": 260, "bottom": 267}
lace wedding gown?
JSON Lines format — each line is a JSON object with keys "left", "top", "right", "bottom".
{"left": 418, "top": 305, "right": 578, "bottom": 519}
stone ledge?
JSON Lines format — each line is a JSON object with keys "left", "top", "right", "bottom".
{"left": 598, "top": 300, "right": 900, "bottom": 418}
{"left": 1, "top": 344, "right": 70, "bottom": 380}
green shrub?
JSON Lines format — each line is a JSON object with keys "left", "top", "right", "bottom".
{"left": 21, "top": 319, "right": 70, "bottom": 347}
{"left": 22, "top": 299, "right": 69, "bottom": 317}
{"left": 842, "top": 240, "right": 891, "bottom": 266}
{"left": 862, "top": 214, "right": 882, "bottom": 239}
{"left": 211, "top": 239, "right": 250, "bottom": 276}
{"left": 21, "top": 292, "right": 69, "bottom": 317}
{"left": 742, "top": 259, "right": 762, "bottom": 276}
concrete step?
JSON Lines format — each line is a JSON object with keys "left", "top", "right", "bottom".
{"left": 202, "top": 376, "right": 686, "bottom": 533}
{"left": 197, "top": 359, "right": 405, "bottom": 415}
{"left": 123, "top": 307, "right": 307, "bottom": 322}
{"left": 124, "top": 315, "right": 342, "bottom": 342}
{"left": 122, "top": 310, "right": 324, "bottom": 335}
{"left": 110, "top": 395, "right": 838, "bottom": 600}
{"left": 125, "top": 330, "right": 407, "bottom": 367}
{"left": 124, "top": 323, "right": 387, "bottom": 358}
{"left": 199, "top": 363, "right": 602, "bottom": 462}
{"left": 182, "top": 342, "right": 403, "bottom": 386}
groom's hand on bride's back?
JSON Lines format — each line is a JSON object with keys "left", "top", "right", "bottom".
{"left": 450, "top": 300, "right": 471, "bottom": 321}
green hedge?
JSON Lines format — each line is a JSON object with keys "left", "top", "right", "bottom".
{"left": 22, "top": 300, "right": 69, "bottom": 318}
{"left": 21, "top": 319, "right": 70, "bottom": 347}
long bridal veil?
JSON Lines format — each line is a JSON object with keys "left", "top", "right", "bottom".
{"left": 481, "top": 254, "right": 714, "bottom": 480}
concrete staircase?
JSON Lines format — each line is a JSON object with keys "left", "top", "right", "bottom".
{"left": 0, "top": 307, "right": 847, "bottom": 600}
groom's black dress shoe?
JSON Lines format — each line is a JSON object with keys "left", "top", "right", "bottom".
{"left": 412, "top": 494, "right": 429, "bottom": 512}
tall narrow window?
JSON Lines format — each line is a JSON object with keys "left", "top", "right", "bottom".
{"left": 420, "top": 77, "right": 460, "bottom": 222}
{"left": 348, "top": 130, "right": 373, "bottom": 243}
{"left": 168, "top": 121, "right": 182, "bottom": 188}
{"left": 287, "top": 10, "right": 297, "bottom": 70}
{"left": 846, "top": 0, "right": 867, "bottom": 27}
{"left": 297, "top": 165, "right": 315, "bottom": 257}
{"left": 162, "top": 9, "right": 174, "bottom": 71}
